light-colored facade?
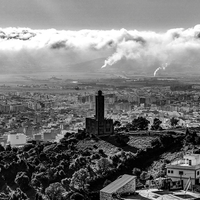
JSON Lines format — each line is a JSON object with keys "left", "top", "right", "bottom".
{"left": 166, "top": 154, "right": 200, "bottom": 187}
{"left": 7, "top": 133, "right": 27, "bottom": 146}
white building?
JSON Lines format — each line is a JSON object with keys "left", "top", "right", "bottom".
{"left": 166, "top": 154, "right": 200, "bottom": 187}
{"left": 7, "top": 133, "right": 27, "bottom": 147}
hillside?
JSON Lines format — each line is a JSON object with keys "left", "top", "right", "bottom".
{"left": 0, "top": 130, "right": 197, "bottom": 200}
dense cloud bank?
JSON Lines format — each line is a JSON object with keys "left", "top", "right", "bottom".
{"left": 1, "top": 25, "right": 200, "bottom": 75}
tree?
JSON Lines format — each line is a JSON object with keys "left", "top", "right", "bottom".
{"left": 0, "top": 144, "right": 5, "bottom": 152}
{"left": 45, "top": 182, "right": 66, "bottom": 200}
{"left": 151, "top": 118, "right": 162, "bottom": 130}
{"left": 35, "top": 191, "right": 46, "bottom": 200}
{"left": 132, "top": 168, "right": 141, "bottom": 178}
{"left": 140, "top": 171, "right": 150, "bottom": 181}
{"left": 113, "top": 121, "right": 121, "bottom": 127}
{"left": 7, "top": 188, "right": 29, "bottom": 200}
{"left": 97, "top": 158, "right": 111, "bottom": 173}
{"left": 5, "top": 144, "right": 11, "bottom": 151}
{"left": 170, "top": 117, "right": 179, "bottom": 127}
{"left": 70, "top": 192, "right": 85, "bottom": 200}
{"left": 132, "top": 117, "right": 150, "bottom": 130}
{"left": 15, "top": 172, "right": 30, "bottom": 191}
{"left": 103, "top": 179, "right": 112, "bottom": 188}
{"left": 61, "top": 177, "right": 70, "bottom": 190}
{"left": 70, "top": 168, "right": 90, "bottom": 191}
{"left": 115, "top": 134, "right": 129, "bottom": 146}
{"left": 186, "top": 128, "right": 190, "bottom": 135}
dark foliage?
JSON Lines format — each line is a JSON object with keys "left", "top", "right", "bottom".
{"left": 131, "top": 117, "right": 150, "bottom": 130}
{"left": 151, "top": 118, "right": 162, "bottom": 130}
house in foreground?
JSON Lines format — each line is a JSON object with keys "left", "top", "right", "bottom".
{"left": 166, "top": 153, "right": 200, "bottom": 188}
{"left": 100, "top": 174, "right": 136, "bottom": 200}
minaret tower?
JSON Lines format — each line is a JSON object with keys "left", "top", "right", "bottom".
{"left": 95, "top": 90, "right": 104, "bottom": 134}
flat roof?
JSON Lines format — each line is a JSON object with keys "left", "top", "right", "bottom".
{"left": 130, "top": 189, "right": 200, "bottom": 200}
{"left": 100, "top": 174, "right": 136, "bottom": 194}
{"left": 167, "top": 163, "right": 200, "bottom": 170}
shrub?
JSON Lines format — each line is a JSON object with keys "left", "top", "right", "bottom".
{"left": 70, "top": 192, "right": 85, "bottom": 200}
{"left": 15, "top": 172, "right": 30, "bottom": 191}
{"left": 45, "top": 182, "right": 66, "bottom": 200}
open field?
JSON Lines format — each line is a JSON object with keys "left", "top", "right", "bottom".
{"left": 128, "top": 136, "right": 156, "bottom": 149}
{"left": 77, "top": 139, "right": 118, "bottom": 155}
{"left": 77, "top": 136, "right": 157, "bottom": 155}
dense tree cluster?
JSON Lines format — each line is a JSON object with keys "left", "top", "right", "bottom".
{"left": 151, "top": 118, "right": 162, "bottom": 130}
{"left": 184, "top": 128, "right": 200, "bottom": 145}
{"left": 0, "top": 128, "right": 190, "bottom": 200}
{"left": 0, "top": 130, "right": 136, "bottom": 199}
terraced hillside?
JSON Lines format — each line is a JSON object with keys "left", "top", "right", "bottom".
{"left": 128, "top": 136, "right": 157, "bottom": 149}
{"left": 77, "top": 139, "right": 118, "bottom": 155}
{"left": 77, "top": 135, "right": 158, "bottom": 155}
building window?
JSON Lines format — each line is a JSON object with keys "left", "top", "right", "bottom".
{"left": 171, "top": 170, "right": 174, "bottom": 174}
{"left": 197, "top": 171, "right": 199, "bottom": 176}
{"left": 106, "top": 128, "right": 110, "bottom": 132}
{"left": 168, "top": 170, "right": 170, "bottom": 174}
{"left": 179, "top": 171, "right": 183, "bottom": 176}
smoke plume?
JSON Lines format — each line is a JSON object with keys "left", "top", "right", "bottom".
{"left": 0, "top": 26, "right": 200, "bottom": 75}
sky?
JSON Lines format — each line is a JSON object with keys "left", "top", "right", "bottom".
{"left": 0, "top": 0, "right": 200, "bottom": 31}
{"left": 0, "top": 0, "right": 200, "bottom": 77}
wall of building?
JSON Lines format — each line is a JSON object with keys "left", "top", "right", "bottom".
{"left": 184, "top": 155, "right": 200, "bottom": 166}
{"left": 86, "top": 118, "right": 98, "bottom": 135}
{"left": 116, "top": 178, "right": 136, "bottom": 194}
{"left": 100, "top": 192, "right": 112, "bottom": 200}
{"left": 100, "top": 178, "right": 136, "bottom": 200}
{"left": 168, "top": 176, "right": 195, "bottom": 188}
{"left": 7, "top": 134, "right": 27, "bottom": 146}
{"left": 196, "top": 169, "right": 200, "bottom": 179}
{"left": 104, "top": 119, "right": 114, "bottom": 135}
{"left": 167, "top": 168, "right": 195, "bottom": 180}
{"left": 33, "top": 134, "right": 42, "bottom": 141}
{"left": 167, "top": 167, "right": 196, "bottom": 187}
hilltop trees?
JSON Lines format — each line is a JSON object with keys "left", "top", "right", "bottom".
{"left": 15, "top": 172, "right": 30, "bottom": 191}
{"left": 0, "top": 125, "right": 189, "bottom": 200}
{"left": 45, "top": 182, "right": 66, "bottom": 200}
{"left": 184, "top": 129, "right": 200, "bottom": 145}
{"left": 113, "top": 121, "right": 121, "bottom": 127}
{"left": 70, "top": 169, "right": 90, "bottom": 191}
{"left": 97, "top": 158, "right": 111, "bottom": 173}
{"left": 131, "top": 117, "right": 150, "bottom": 130}
{"left": 151, "top": 118, "right": 162, "bottom": 130}
{"left": 170, "top": 117, "right": 179, "bottom": 127}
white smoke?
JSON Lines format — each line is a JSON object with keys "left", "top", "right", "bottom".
{"left": 153, "top": 63, "right": 168, "bottom": 77}
{"left": 0, "top": 26, "right": 200, "bottom": 75}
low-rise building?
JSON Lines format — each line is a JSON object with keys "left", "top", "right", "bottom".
{"left": 166, "top": 154, "right": 200, "bottom": 187}
{"left": 100, "top": 174, "right": 136, "bottom": 200}
{"left": 7, "top": 133, "right": 27, "bottom": 147}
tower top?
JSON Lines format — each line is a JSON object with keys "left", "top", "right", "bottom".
{"left": 98, "top": 90, "right": 103, "bottom": 96}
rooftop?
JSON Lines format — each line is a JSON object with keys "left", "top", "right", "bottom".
{"left": 124, "top": 189, "right": 200, "bottom": 200}
{"left": 100, "top": 174, "right": 136, "bottom": 194}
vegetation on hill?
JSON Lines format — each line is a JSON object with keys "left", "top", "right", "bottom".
{"left": 0, "top": 127, "right": 198, "bottom": 200}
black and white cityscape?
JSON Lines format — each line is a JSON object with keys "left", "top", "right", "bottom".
{"left": 2, "top": 1, "right": 200, "bottom": 200}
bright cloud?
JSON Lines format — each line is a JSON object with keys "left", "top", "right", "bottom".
{"left": 0, "top": 25, "right": 200, "bottom": 75}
